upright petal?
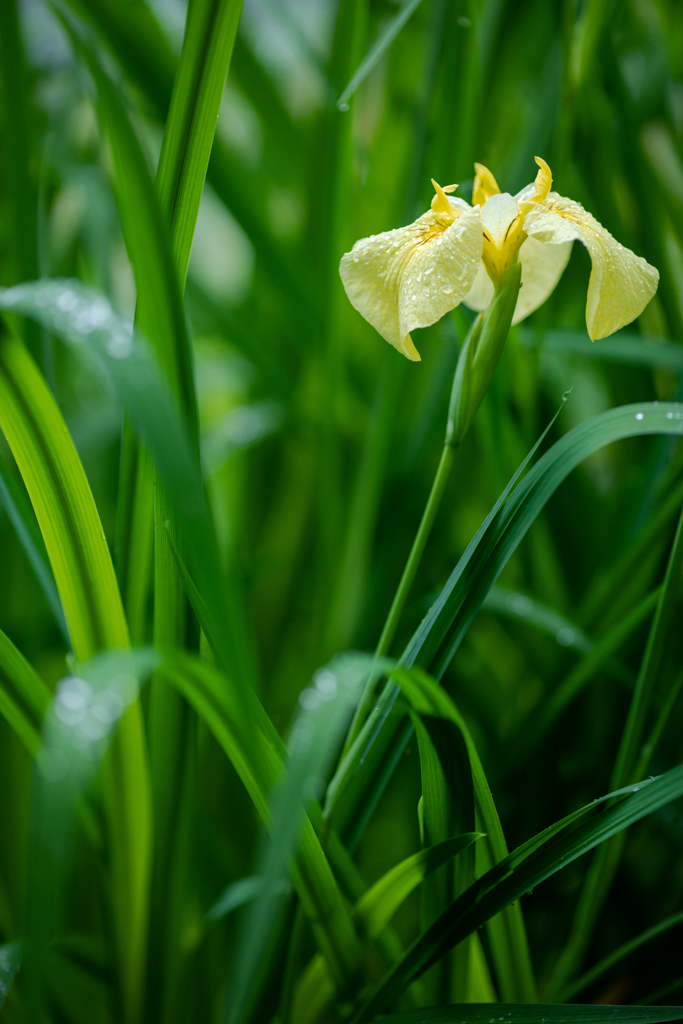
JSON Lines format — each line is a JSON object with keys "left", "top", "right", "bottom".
{"left": 340, "top": 206, "right": 482, "bottom": 360}
{"left": 523, "top": 194, "right": 659, "bottom": 340}
{"left": 462, "top": 235, "right": 572, "bottom": 324}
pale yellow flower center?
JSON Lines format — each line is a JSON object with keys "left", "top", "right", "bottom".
{"left": 473, "top": 156, "right": 553, "bottom": 286}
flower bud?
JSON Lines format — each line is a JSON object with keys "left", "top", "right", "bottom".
{"left": 445, "top": 261, "right": 522, "bottom": 447}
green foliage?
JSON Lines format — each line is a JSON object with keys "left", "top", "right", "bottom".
{"left": 0, "top": 0, "right": 683, "bottom": 1021}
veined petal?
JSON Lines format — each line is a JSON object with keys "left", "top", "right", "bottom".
{"left": 523, "top": 193, "right": 659, "bottom": 340}
{"left": 462, "top": 235, "right": 572, "bottom": 324}
{"left": 512, "top": 235, "right": 573, "bottom": 322}
{"left": 339, "top": 206, "right": 482, "bottom": 360}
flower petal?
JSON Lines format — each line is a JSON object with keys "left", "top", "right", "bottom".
{"left": 512, "top": 235, "right": 573, "bottom": 323}
{"left": 339, "top": 206, "right": 482, "bottom": 360}
{"left": 522, "top": 193, "right": 659, "bottom": 340}
{"left": 462, "top": 235, "right": 572, "bottom": 324}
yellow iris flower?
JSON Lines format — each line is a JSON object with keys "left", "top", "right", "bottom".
{"left": 339, "top": 157, "right": 659, "bottom": 361}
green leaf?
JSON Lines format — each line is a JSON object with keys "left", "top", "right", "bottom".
{"left": 396, "top": 667, "right": 535, "bottom": 1004}
{"left": 0, "top": 448, "right": 69, "bottom": 644}
{"left": 291, "top": 834, "right": 482, "bottom": 1024}
{"left": 156, "top": 0, "right": 245, "bottom": 289}
{"left": 0, "top": 323, "right": 152, "bottom": 1024}
{"left": 24, "top": 648, "right": 158, "bottom": 1020}
{"left": 354, "top": 766, "right": 683, "bottom": 1021}
{"left": 534, "top": 329, "right": 683, "bottom": 371}
{"left": 337, "top": 0, "right": 425, "bottom": 109}
{"left": 482, "top": 586, "right": 592, "bottom": 655}
{"left": 502, "top": 588, "right": 659, "bottom": 773}
{"left": 559, "top": 909, "right": 683, "bottom": 1002}
{"left": 0, "top": 325, "right": 128, "bottom": 657}
{"left": 206, "top": 876, "right": 291, "bottom": 923}
{"left": 414, "top": 714, "right": 475, "bottom": 1003}
{"left": 0, "top": 940, "right": 23, "bottom": 1010}
{"left": 375, "top": 1006, "right": 683, "bottom": 1024}
{"left": 162, "top": 652, "right": 364, "bottom": 1004}
{"left": 357, "top": 833, "right": 482, "bottom": 941}
{"left": 0, "top": 626, "right": 51, "bottom": 756}
{"left": 228, "top": 653, "right": 374, "bottom": 1022}
{"left": 0, "top": 281, "right": 253, "bottom": 697}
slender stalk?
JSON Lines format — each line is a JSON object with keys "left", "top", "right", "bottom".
{"left": 342, "top": 442, "right": 455, "bottom": 756}
{"left": 547, "top": 503, "right": 683, "bottom": 996}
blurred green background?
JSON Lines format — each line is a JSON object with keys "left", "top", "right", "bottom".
{"left": 1, "top": 0, "right": 683, "bottom": 1017}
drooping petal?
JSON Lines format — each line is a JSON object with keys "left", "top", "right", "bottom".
{"left": 462, "top": 235, "right": 572, "bottom": 324}
{"left": 339, "top": 206, "right": 482, "bottom": 360}
{"left": 522, "top": 193, "right": 659, "bottom": 340}
{"left": 512, "top": 235, "right": 573, "bottom": 322}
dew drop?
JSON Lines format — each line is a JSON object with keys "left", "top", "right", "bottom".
{"left": 634, "top": 412, "right": 644, "bottom": 421}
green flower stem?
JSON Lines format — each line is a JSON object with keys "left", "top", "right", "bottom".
{"left": 342, "top": 266, "right": 522, "bottom": 758}
{"left": 341, "top": 422, "right": 456, "bottom": 760}
{"left": 547, "top": 502, "right": 683, "bottom": 997}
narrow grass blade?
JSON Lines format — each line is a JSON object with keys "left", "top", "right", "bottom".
{"left": 206, "top": 877, "right": 291, "bottom": 924}
{"left": 535, "top": 329, "right": 683, "bottom": 372}
{"left": 396, "top": 666, "right": 536, "bottom": 1003}
{"left": 0, "top": 323, "right": 129, "bottom": 656}
{"left": 0, "top": 627, "right": 51, "bottom": 757}
{"left": 549, "top": 504, "right": 683, "bottom": 995}
{"left": 291, "top": 833, "right": 482, "bottom": 1024}
{"left": 358, "top": 833, "right": 482, "bottom": 942}
{"left": 0, "top": 322, "right": 152, "bottom": 1024}
{"left": 375, "top": 1007, "right": 683, "bottom": 1024}
{"left": 559, "top": 910, "right": 683, "bottom": 1002}
{"left": 414, "top": 714, "right": 475, "bottom": 1003}
{"left": 156, "top": 0, "right": 245, "bottom": 288}
{"left": 354, "top": 767, "right": 683, "bottom": 1021}
{"left": 327, "top": 399, "right": 564, "bottom": 829}
{"left": 24, "top": 649, "right": 158, "bottom": 1020}
{"left": 482, "top": 586, "right": 592, "bottom": 655}
{"left": 337, "top": 0, "right": 424, "bottom": 109}
{"left": 0, "top": 449, "right": 69, "bottom": 644}
{"left": 0, "top": 282, "right": 253, "bottom": 695}
{"left": 162, "top": 652, "right": 363, "bottom": 1002}
{"left": 0, "top": 0, "right": 40, "bottom": 361}
{"left": 405, "top": 404, "right": 683, "bottom": 677}
{"left": 228, "top": 653, "right": 372, "bottom": 1022}
{"left": 0, "top": 940, "right": 23, "bottom": 1010}
{"left": 60, "top": 0, "right": 315, "bottom": 322}
{"left": 502, "top": 588, "right": 660, "bottom": 773}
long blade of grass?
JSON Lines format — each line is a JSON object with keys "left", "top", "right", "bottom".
{"left": 354, "top": 765, "right": 683, "bottom": 1021}
{"left": 548, "top": 504, "right": 683, "bottom": 995}
{"left": 0, "top": 0, "right": 40, "bottom": 362}
{"left": 163, "top": 652, "right": 364, "bottom": 999}
{"left": 292, "top": 833, "right": 482, "bottom": 1024}
{"left": 482, "top": 586, "right": 592, "bottom": 655}
{"left": 375, "top": 1007, "right": 683, "bottom": 1024}
{"left": 414, "top": 713, "right": 475, "bottom": 1003}
{"left": 0, "top": 281, "right": 253, "bottom": 700}
{"left": 0, "top": 627, "right": 51, "bottom": 757}
{"left": 0, "top": 449, "right": 69, "bottom": 644}
{"left": 535, "top": 329, "right": 683, "bottom": 372}
{"left": 396, "top": 666, "right": 535, "bottom": 1003}
{"left": 227, "top": 653, "right": 373, "bottom": 1023}
{"left": 558, "top": 910, "right": 683, "bottom": 1003}
{"left": 24, "top": 649, "right": 158, "bottom": 1021}
{"left": 336, "top": 0, "right": 425, "bottom": 109}
{"left": 0, "top": 322, "right": 152, "bottom": 1024}
{"left": 60, "top": 0, "right": 316, "bottom": 322}
{"left": 501, "top": 587, "right": 660, "bottom": 774}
